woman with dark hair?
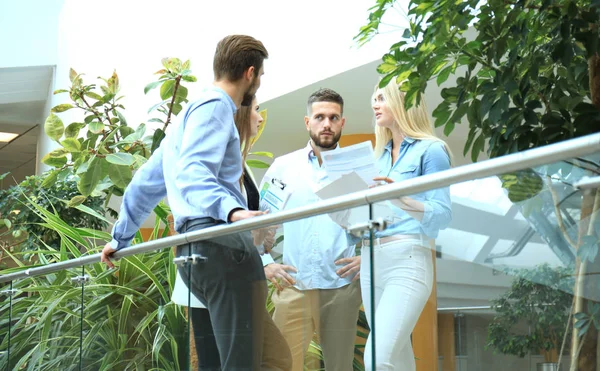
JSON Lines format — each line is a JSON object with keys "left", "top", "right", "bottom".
{"left": 172, "top": 96, "right": 280, "bottom": 370}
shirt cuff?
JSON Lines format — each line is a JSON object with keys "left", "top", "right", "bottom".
{"left": 222, "top": 197, "right": 245, "bottom": 223}
{"left": 110, "top": 238, "right": 129, "bottom": 251}
{"left": 261, "top": 253, "right": 275, "bottom": 266}
{"left": 420, "top": 202, "right": 435, "bottom": 236}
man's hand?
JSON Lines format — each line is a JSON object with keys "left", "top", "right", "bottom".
{"left": 101, "top": 243, "right": 118, "bottom": 269}
{"left": 230, "top": 209, "right": 266, "bottom": 223}
{"left": 264, "top": 263, "right": 298, "bottom": 292}
{"left": 335, "top": 256, "right": 361, "bottom": 281}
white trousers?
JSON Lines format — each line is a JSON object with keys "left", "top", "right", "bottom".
{"left": 360, "top": 238, "right": 434, "bottom": 371}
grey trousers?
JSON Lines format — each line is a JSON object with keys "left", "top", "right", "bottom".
{"left": 177, "top": 218, "right": 291, "bottom": 371}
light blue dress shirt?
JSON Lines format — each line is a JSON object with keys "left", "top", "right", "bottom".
{"left": 260, "top": 143, "right": 355, "bottom": 289}
{"left": 374, "top": 138, "right": 452, "bottom": 239}
{"left": 110, "top": 87, "right": 246, "bottom": 250}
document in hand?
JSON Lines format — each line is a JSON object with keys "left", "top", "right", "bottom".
{"left": 315, "top": 171, "right": 394, "bottom": 229}
{"left": 259, "top": 177, "right": 291, "bottom": 213}
{"left": 321, "top": 141, "right": 379, "bottom": 186}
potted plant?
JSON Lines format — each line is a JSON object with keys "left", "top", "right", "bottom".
{"left": 487, "top": 264, "right": 575, "bottom": 370}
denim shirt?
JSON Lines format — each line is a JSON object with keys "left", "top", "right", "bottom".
{"left": 374, "top": 138, "right": 452, "bottom": 239}
{"left": 110, "top": 87, "right": 246, "bottom": 250}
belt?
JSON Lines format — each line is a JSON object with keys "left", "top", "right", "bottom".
{"left": 181, "top": 217, "right": 221, "bottom": 233}
{"left": 362, "top": 234, "right": 423, "bottom": 246}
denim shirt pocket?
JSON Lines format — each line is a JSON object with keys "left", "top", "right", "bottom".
{"left": 392, "top": 163, "right": 420, "bottom": 181}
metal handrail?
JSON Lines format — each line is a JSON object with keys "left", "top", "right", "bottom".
{"left": 1, "top": 133, "right": 599, "bottom": 284}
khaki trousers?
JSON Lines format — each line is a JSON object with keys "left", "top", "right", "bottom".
{"left": 272, "top": 281, "right": 361, "bottom": 371}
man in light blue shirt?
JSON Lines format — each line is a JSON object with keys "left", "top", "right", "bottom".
{"left": 101, "top": 35, "right": 291, "bottom": 371}
{"left": 259, "top": 89, "right": 362, "bottom": 371}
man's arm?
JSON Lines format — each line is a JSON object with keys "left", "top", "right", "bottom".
{"left": 102, "top": 146, "right": 167, "bottom": 267}
{"left": 175, "top": 101, "right": 245, "bottom": 223}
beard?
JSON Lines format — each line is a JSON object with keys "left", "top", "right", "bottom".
{"left": 241, "top": 92, "right": 254, "bottom": 107}
{"left": 241, "top": 77, "right": 259, "bottom": 107}
{"left": 309, "top": 129, "right": 341, "bottom": 149}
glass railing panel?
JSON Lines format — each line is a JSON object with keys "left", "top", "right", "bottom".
{"left": 364, "top": 151, "right": 599, "bottom": 371}
{"left": 0, "top": 270, "right": 85, "bottom": 370}
{"left": 81, "top": 243, "right": 188, "bottom": 371}
{"left": 176, "top": 203, "right": 370, "bottom": 371}
{"left": 0, "top": 281, "right": 15, "bottom": 369}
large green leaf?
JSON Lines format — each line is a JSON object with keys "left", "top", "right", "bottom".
{"left": 41, "top": 170, "right": 59, "bottom": 188}
{"left": 78, "top": 157, "right": 108, "bottom": 196}
{"left": 64, "top": 122, "right": 85, "bottom": 138}
{"left": 246, "top": 159, "right": 271, "bottom": 169}
{"left": 249, "top": 151, "right": 274, "bottom": 159}
{"left": 44, "top": 113, "right": 64, "bottom": 141}
{"left": 67, "top": 195, "right": 87, "bottom": 207}
{"left": 160, "top": 80, "right": 176, "bottom": 100}
{"left": 60, "top": 138, "right": 81, "bottom": 152}
{"left": 51, "top": 103, "right": 74, "bottom": 113}
{"left": 144, "top": 80, "right": 164, "bottom": 94}
{"left": 89, "top": 121, "right": 104, "bottom": 134}
{"left": 106, "top": 152, "right": 135, "bottom": 166}
{"left": 151, "top": 129, "right": 166, "bottom": 154}
{"left": 108, "top": 164, "right": 133, "bottom": 188}
{"left": 41, "top": 153, "right": 67, "bottom": 167}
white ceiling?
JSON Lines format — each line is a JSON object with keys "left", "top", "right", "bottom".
{"left": 0, "top": 66, "right": 53, "bottom": 187}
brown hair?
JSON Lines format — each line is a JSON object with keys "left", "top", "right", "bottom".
{"left": 235, "top": 103, "right": 254, "bottom": 164}
{"left": 213, "top": 35, "right": 269, "bottom": 82}
{"left": 307, "top": 88, "right": 344, "bottom": 115}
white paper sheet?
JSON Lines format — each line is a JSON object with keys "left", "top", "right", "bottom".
{"left": 316, "top": 171, "right": 394, "bottom": 229}
{"left": 321, "top": 141, "right": 379, "bottom": 186}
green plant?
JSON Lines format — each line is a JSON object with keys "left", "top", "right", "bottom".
{"left": 42, "top": 58, "right": 196, "bottom": 208}
{"left": 0, "top": 195, "right": 187, "bottom": 370}
{"left": 356, "top": 0, "right": 600, "bottom": 368}
{"left": 0, "top": 173, "right": 106, "bottom": 262}
{"left": 487, "top": 264, "right": 574, "bottom": 363}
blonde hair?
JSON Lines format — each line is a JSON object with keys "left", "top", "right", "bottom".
{"left": 373, "top": 79, "right": 452, "bottom": 163}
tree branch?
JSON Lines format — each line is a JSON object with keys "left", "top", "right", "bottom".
{"left": 162, "top": 75, "right": 182, "bottom": 132}
{"left": 460, "top": 48, "right": 502, "bottom": 73}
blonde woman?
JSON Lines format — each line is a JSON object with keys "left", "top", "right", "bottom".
{"left": 363, "top": 80, "right": 452, "bottom": 371}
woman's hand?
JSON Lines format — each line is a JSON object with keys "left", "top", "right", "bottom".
{"left": 370, "top": 176, "right": 394, "bottom": 188}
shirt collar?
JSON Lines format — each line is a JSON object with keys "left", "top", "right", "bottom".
{"left": 384, "top": 137, "right": 416, "bottom": 152}
{"left": 211, "top": 86, "right": 238, "bottom": 114}
{"left": 305, "top": 140, "right": 340, "bottom": 161}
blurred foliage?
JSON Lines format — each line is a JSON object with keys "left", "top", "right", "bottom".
{"left": 357, "top": 0, "right": 600, "bottom": 162}
{"left": 0, "top": 196, "right": 185, "bottom": 370}
{"left": 0, "top": 174, "right": 106, "bottom": 262}
{"left": 487, "top": 264, "right": 574, "bottom": 360}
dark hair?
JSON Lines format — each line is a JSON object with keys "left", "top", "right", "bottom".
{"left": 234, "top": 99, "right": 254, "bottom": 164}
{"left": 307, "top": 88, "right": 344, "bottom": 115}
{"left": 213, "top": 35, "right": 269, "bottom": 81}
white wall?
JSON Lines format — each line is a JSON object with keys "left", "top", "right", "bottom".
{"left": 51, "top": 0, "right": 408, "bottom": 135}
{"left": 0, "top": 0, "right": 63, "bottom": 68}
